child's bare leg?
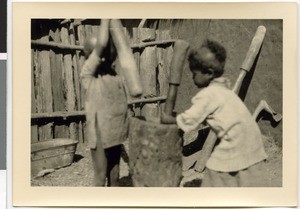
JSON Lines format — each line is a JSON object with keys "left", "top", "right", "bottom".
{"left": 105, "top": 145, "right": 122, "bottom": 187}
{"left": 90, "top": 139, "right": 107, "bottom": 186}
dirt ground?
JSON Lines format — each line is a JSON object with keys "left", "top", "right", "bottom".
{"left": 31, "top": 133, "right": 282, "bottom": 187}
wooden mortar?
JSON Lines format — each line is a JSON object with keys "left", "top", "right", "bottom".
{"left": 128, "top": 117, "right": 182, "bottom": 187}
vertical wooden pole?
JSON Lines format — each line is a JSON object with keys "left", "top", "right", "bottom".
{"left": 70, "top": 23, "right": 81, "bottom": 111}
{"left": 156, "top": 30, "right": 172, "bottom": 97}
{"left": 77, "top": 24, "right": 87, "bottom": 143}
{"left": 61, "top": 26, "right": 78, "bottom": 141}
{"left": 85, "top": 25, "right": 93, "bottom": 39}
{"left": 31, "top": 49, "right": 38, "bottom": 143}
{"left": 70, "top": 22, "right": 83, "bottom": 143}
{"left": 77, "top": 24, "right": 87, "bottom": 111}
{"left": 91, "top": 25, "right": 99, "bottom": 36}
{"left": 49, "top": 24, "right": 68, "bottom": 139}
{"left": 36, "top": 23, "right": 53, "bottom": 140}
{"left": 138, "top": 28, "right": 159, "bottom": 119}
{"left": 159, "top": 30, "right": 173, "bottom": 114}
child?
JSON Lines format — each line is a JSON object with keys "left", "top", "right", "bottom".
{"left": 80, "top": 19, "right": 128, "bottom": 186}
{"left": 163, "top": 39, "right": 269, "bottom": 187}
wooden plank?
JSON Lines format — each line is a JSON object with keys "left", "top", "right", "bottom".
{"left": 156, "top": 30, "right": 173, "bottom": 115}
{"left": 61, "top": 26, "right": 78, "bottom": 141}
{"left": 31, "top": 40, "right": 83, "bottom": 50}
{"left": 32, "top": 111, "right": 85, "bottom": 119}
{"left": 91, "top": 25, "right": 99, "bottom": 36}
{"left": 161, "top": 30, "right": 173, "bottom": 114}
{"left": 69, "top": 23, "right": 81, "bottom": 111}
{"left": 31, "top": 49, "right": 38, "bottom": 143}
{"left": 130, "top": 39, "right": 175, "bottom": 49}
{"left": 156, "top": 30, "right": 169, "bottom": 97}
{"left": 36, "top": 29, "right": 53, "bottom": 140}
{"left": 77, "top": 24, "right": 87, "bottom": 110}
{"left": 84, "top": 24, "right": 93, "bottom": 39}
{"left": 70, "top": 23, "right": 83, "bottom": 143}
{"left": 31, "top": 39, "right": 175, "bottom": 51}
{"left": 138, "top": 28, "right": 156, "bottom": 42}
{"left": 77, "top": 24, "right": 87, "bottom": 143}
{"left": 49, "top": 25, "right": 69, "bottom": 139}
{"left": 33, "top": 22, "right": 53, "bottom": 141}
{"left": 139, "top": 28, "right": 159, "bottom": 119}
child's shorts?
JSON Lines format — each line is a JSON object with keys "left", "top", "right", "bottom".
{"left": 201, "top": 160, "right": 270, "bottom": 187}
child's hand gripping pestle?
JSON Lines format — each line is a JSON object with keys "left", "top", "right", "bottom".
{"left": 161, "top": 40, "right": 190, "bottom": 124}
{"left": 110, "top": 19, "right": 143, "bottom": 97}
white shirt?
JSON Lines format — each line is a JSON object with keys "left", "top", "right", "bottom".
{"left": 176, "top": 77, "right": 267, "bottom": 172}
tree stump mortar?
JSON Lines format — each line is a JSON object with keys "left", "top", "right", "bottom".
{"left": 128, "top": 117, "right": 182, "bottom": 187}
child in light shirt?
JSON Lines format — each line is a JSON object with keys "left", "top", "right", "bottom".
{"left": 164, "top": 39, "right": 269, "bottom": 187}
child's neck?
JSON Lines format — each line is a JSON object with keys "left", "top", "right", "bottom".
{"left": 210, "top": 77, "right": 231, "bottom": 88}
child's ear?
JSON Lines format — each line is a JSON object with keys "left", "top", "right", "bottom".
{"left": 207, "top": 68, "right": 215, "bottom": 80}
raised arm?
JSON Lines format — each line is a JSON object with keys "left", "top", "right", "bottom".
{"left": 94, "top": 19, "right": 110, "bottom": 58}
{"left": 80, "top": 19, "right": 111, "bottom": 90}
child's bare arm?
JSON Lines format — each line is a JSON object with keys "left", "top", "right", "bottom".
{"left": 80, "top": 19, "right": 110, "bottom": 90}
{"left": 95, "top": 19, "right": 110, "bottom": 58}
{"left": 161, "top": 111, "right": 177, "bottom": 124}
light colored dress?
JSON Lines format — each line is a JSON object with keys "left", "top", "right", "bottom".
{"left": 80, "top": 50, "right": 128, "bottom": 149}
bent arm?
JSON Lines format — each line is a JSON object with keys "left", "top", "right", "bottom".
{"left": 80, "top": 51, "right": 102, "bottom": 90}
{"left": 176, "top": 91, "right": 218, "bottom": 132}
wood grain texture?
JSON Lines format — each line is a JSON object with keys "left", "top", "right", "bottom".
{"left": 156, "top": 30, "right": 170, "bottom": 97}
{"left": 36, "top": 26, "right": 53, "bottom": 140}
{"left": 76, "top": 24, "right": 86, "bottom": 111}
{"left": 31, "top": 49, "right": 38, "bottom": 143}
{"left": 70, "top": 23, "right": 83, "bottom": 143}
{"left": 61, "top": 26, "right": 78, "bottom": 141}
{"left": 139, "top": 28, "right": 159, "bottom": 119}
{"left": 49, "top": 25, "right": 68, "bottom": 139}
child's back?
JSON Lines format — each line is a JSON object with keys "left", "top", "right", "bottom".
{"left": 177, "top": 39, "right": 269, "bottom": 187}
{"left": 197, "top": 78, "right": 267, "bottom": 172}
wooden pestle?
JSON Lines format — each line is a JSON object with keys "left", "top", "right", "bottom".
{"left": 161, "top": 40, "right": 190, "bottom": 122}
{"left": 110, "top": 19, "right": 143, "bottom": 97}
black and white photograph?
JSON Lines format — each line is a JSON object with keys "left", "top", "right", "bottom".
{"left": 11, "top": 2, "right": 297, "bottom": 207}
{"left": 30, "top": 18, "right": 283, "bottom": 187}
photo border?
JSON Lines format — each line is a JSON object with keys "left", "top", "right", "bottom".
{"left": 12, "top": 2, "right": 297, "bottom": 207}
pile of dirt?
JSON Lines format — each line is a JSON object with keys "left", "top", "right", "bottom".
{"left": 31, "top": 134, "right": 281, "bottom": 187}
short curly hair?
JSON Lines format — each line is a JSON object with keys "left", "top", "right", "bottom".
{"left": 188, "top": 39, "right": 227, "bottom": 78}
